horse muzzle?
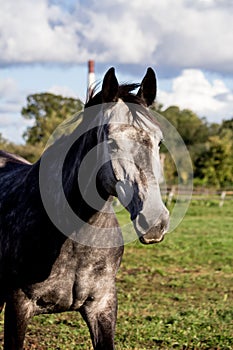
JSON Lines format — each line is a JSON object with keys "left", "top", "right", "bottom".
{"left": 139, "top": 226, "right": 166, "bottom": 244}
{"left": 137, "top": 210, "right": 169, "bottom": 245}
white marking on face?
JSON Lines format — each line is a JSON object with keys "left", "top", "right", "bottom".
{"left": 152, "top": 128, "right": 165, "bottom": 184}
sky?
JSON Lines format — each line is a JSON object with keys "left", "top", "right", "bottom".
{"left": 0, "top": 0, "right": 233, "bottom": 143}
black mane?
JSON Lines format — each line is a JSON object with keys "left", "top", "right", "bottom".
{"left": 85, "top": 83, "right": 158, "bottom": 127}
{"left": 85, "top": 83, "right": 141, "bottom": 108}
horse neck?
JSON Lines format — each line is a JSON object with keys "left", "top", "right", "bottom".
{"left": 72, "top": 198, "right": 123, "bottom": 248}
{"left": 38, "top": 118, "right": 109, "bottom": 225}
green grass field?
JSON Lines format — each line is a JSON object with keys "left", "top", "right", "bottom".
{"left": 0, "top": 200, "right": 233, "bottom": 349}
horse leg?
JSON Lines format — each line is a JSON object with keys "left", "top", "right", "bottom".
{"left": 80, "top": 287, "right": 117, "bottom": 350}
{"left": 4, "top": 289, "right": 33, "bottom": 350}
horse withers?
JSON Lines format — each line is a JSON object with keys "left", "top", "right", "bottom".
{"left": 0, "top": 67, "right": 169, "bottom": 350}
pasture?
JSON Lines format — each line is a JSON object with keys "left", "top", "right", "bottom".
{"left": 0, "top": 200, "right": 232, "bottom": 349}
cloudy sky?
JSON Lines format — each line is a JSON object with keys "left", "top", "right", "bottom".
{"left": 1, "top": 0, "right": 233, "bottom": 143}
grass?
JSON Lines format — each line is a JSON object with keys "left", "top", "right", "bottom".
{"left": 0, "top": 200, "right": 233, "bottom": 349}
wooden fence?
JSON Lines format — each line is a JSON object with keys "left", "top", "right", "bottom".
{"left": 161, "top": 187, "right": 233, "bottom": 207}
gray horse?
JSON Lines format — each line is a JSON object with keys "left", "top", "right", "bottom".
{"left": 0, "top": 67, "right": 169, "bottom": 350}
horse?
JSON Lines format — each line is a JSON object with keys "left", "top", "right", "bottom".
{"left": 0, "top": 67, "right": 169, "bottom": 350}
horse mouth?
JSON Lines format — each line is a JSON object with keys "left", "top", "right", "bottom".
{"left": 139, "top": 225, "right": 167, "bottom": 244}
{"left": 135, "top": 211, "right": 169, "bottom": 244}
{"left": 139, "top": 233, "right": 165, "bottom": 245}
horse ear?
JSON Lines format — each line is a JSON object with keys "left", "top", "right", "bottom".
{"left": 102, "top": 67, "right": 119, "bottom": 102}
{"left": 137, "top": 67, "right": 157, "bottom": 106}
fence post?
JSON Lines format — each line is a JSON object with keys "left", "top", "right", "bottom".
{"left": 219, "top": 191, "right": 226, "bottom": 207}
{"left": 167, "top": 187, "right": 174, "bottom": 206}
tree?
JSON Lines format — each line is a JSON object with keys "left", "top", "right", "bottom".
{"left": 0, "top": 132, "right": 41, "bottom": 163}
{"left": 219, "top": 118, "right": 233, "bottom": 133}
{"left": 22, "top": 93, "right": 83, "bottom": 146}
{"left": 158, "top": 106, "right": 209, "bottom": 146}
{"left": 152, "top": 106, "right": 210, "bottom": 185}
{"left": 194, "top": 132, "right": 233, "bottom": 187}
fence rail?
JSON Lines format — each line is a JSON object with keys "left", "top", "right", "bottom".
{"left": 161, "top": 187, "right": 233, "bottom": 207}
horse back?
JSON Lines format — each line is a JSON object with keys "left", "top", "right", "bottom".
{"left": 0, "top": 150, "right": 31, "bottom": 170}
{"left": 0, "top": 150, "right": 32, "bottom": 202}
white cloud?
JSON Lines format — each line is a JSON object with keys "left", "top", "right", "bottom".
{"left": 0, "top": 0, "right": 85, "bottom": 65}
{"left": 0, "top": 74, "right": 83, "bottom": 143}
{"left": 158, "top": 69, "right": 233, "bottom": 122}
{"left": 48, "top": 85, "right": 78, "bottom": 98}
{"left": 1, "top": 0, "right": 233, "bottom": 141}
{"left": 0, "top": 0, "right": 232, "bottom": 76}
{"left": 0, "top": 77, "right": 18, "bottom": 96}
{"left": 0, "top": 77, "right": 31, "bottom": 143}
{"left": 0, "top": 77, "right": 23, "bottom": 114}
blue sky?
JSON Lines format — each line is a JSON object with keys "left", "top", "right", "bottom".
{"left": 0, "top": 0, "right": 233, "bottom": 143}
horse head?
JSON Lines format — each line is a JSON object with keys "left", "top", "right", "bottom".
{"left": 86, "top": 67, "right": 169, "bottom": 244}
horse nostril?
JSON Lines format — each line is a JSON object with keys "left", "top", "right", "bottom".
{"left": 160, "top": 215, "right": 170, "bottom": 233}
{"left": 138, "top": 213, "right": 150, "bottom": 231}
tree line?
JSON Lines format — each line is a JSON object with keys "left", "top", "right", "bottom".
{"left": 0, "top": 93, "right": 233, "bottom": 188}
{"left": 153, "top": 104, "right": 233, "bottom": 188}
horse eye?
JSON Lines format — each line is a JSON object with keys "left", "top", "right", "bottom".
{"left": 108, "top": 138, "right": 119, "bottom": 150}
{"left": 158, "top": 140, "right": 163, "bottom": 148}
